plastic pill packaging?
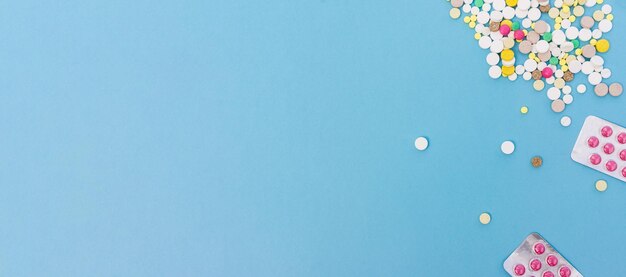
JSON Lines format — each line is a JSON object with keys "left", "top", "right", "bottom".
{"left": 503, "top": 233, "right": 582, "bottom": 277}
{"left": 571, "top": 116, "right": 626, "bottom": 182}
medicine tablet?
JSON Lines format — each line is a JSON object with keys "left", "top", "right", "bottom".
{"left": 596, "top": 180, "right": 608, "bottom": 192}
{"left": 414, "top": 137, "right": 429, "bottom": 151}
{"left": 561, "top": 116, "right": 572, "bottom": 127}
{"left": 609, "top": 83, "right": 623, "bottom": 97}
{"left": 520, "top": 106, "right": 529, "bottom": 114}
{"left": 531, "top": 156, "right": 543, "bottom": 168}
{"left": 577, "top": 84, "right": 587, "bottom": 93}
{"left": 479, "top": 212, "right": 491, "bottom": 225}
{"left": 501, "top": 140, "right": 515, "bottom": 155}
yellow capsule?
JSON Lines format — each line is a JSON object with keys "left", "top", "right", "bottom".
{"left": 529, "top": 53, "right": 536, "bottom": 59}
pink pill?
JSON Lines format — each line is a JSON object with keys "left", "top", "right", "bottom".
{"left": 500, "top": 25, "right": 511, "bottom": 35}
{"left": 514, "top": 30, "right": 525, "bottom": 40}
{"left": 620, "top": 150, "right": 626, "bottom": 161}
{"left": 542, "top": 67, "right": 554, "bottom": 78}
{"left": 534, "top": 242, "right": 546, "bottom": 255}
{"left": 622, "top": 167, "right": 626, "bottom": 178}
{"left": 543, "top": 271, "right": 555, "bottom": 277}
{"left": 559, "top": 266, "right": 572, "bottom": 277}
{"left": 590, "top": 154, "right": 602, "bottom": 165}
{"left": 530, "top": 258, "right": 542, "bottom": 271}
{"left": 601, "top": 126, "right": 613, "bottom": 137}
{"left": 546, "top": 255, "right": 558, "bottom": 266}
{"left": 514, "top": 264, "right": 526, "bottom": 276}
{"left": 618, "top": 132, "right": 626, "bottom": 144}
{"left": 606, "top": 160, "right": 618, "bottom": 172}
{"left": 588, "top": 136, "right": 600, "bottom": 148}
{"left": 604, "top": 143, "right": 615, "bottom": 154}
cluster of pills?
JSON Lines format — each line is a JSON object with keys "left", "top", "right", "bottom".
{"left": 448, "top": 0, "right": 621, "bottom": 113}
{"left": 571, "top": 116, "right": 626, "bottom": 182}
{"left": 504, "top": 233, "right": 583, "bottom": 277}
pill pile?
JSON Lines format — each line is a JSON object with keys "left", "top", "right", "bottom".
{"left": 571, "top": 116, "right": 626, "bottom": 182}
{"left": 503, "top": 233, "right": 583, "bottom": 277}
{"left": 447, "top": 0, "right": 622, "bottom": 113}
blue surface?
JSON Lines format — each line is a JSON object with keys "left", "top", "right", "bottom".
{"left": 1, "top": 1, "right": 626, "bottom": 276}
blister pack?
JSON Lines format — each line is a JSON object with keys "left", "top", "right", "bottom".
{"left": 571, "top": 116, "right": 626, "bottom": 182}
{"left": 503, "top": 233, "right": 582, "bottom": 277}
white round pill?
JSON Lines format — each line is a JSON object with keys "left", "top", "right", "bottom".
{"left": 589, "top": 72, "right": 603, "bottom": 85}
{"left": 563, "top": 94, "right": 574, "bottom": 104}
{"left": 577, "top": 84, "right": 587, "bottom": 93}
{"left": 415, "top": 137, "right": 429, "bottom": 151}
{"left": 561, "top": 116, "right": 572, "bottom": 127}
{"left": 489, "top": 66, "right": 502, "bottom": 79}
{"left": 501, "top": 141, "right": 515, "bottom": 155}
{"left": 547, "top": 87, "right": 561, "bottom": 100}
{"left": 486, "top": 53, "right": 500, "bottom": 65}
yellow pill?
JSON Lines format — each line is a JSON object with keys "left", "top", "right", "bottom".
{"left": 569, "top": 15, "right": 576, "bottom": 22}
{"left": 506, "top": 0, "right": 518, "bottom": 6}
{"left": 555, "top": 17, "right": 563, "bottom": 23}
{"left": 596, "top": 180, "right": 608, "bottom": 192}
{"left": 474, "top": 33, "right": 482, "bottom": 40}
{"left": 501, "top": 20, "right": 513, "bottom": 28}
{"left": 479, "top": 213, "right": 491, "bottom": 225}
{"left": 464, "top": 16, "right": 471, "bottom": 23}
{"left": 575, "top": 49, "right": 583, "bottom": 55}
{"left": 596, "top": 39, "right": 610, "bottom": 53}
{"left": 520, "top": 106, "right": 529, "bottom": 114}
{"left": 502, "top": 66, "right": 515, "bottom": 76}
{"left": 471, "top": 15, "right": 477, "bottom": 21}
{"left": 555, "top": 23, "right": 562, "bottom": 30}
{"left": 607, "top": 14, "right": 614, "bottom": 21}
{"left": 590, "top": 39, "right": 597, "bottom": 46}
{"left": 562, "top": 65, "right": 569, "bottom": 72}
{"left": 469, "top": 21, "right": 476, "bottom": 28}
{"left": 501, "top": 49, "right": 515, "bottom": 61}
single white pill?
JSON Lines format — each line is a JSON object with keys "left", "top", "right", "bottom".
{"left": 560, "top": 116, "right": 572, "bottom": 127}
{"left": 501, "top": 141, "right": 515, "bottom": 155}
{"left": 415, "top": 137, "right": 429, "bottom": 151}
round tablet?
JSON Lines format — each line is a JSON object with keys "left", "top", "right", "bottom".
{"left": 547, "top": 87, "right": 561, "bottom": 100}
{"left": 588, "top": 72, "right": 602, "bottom": 86}
{"left": 551, "top": 99, "right": 565, "bottom": 113}
{"left": 534, "top": 80, "right": 545, "bottom": 91}
{"left": 536, "top": 40, "right": 550, "bottom": 53}
{"left": 450, "top": 8, "right": 462, "bottom": 19}
{"left": 595, "top": 83, "right": 609, "bottom": 97}
{"left": 415, "top": 137, "right": 429, "bottom": 151}
{"left": 609, "top": 83, "right": 623, "bottom": 97}
{"left": 479, "top": 212, "right": 491, "bottom": 225}
{"left": 487, "top": 53, "right": 500, "bottom": 65}
{"left": 563, "top": 94, "right": 573, "bottom": 105}
{"left": 531, "top": 156, "right": 543, "bottom": 168}
{"left": 489, "top": 65, "right": 503, "bottom": 79}
{"left": 521, "top": 106, "right": 529, "bottom": 114}
{"left": 501, "top": 140, "right": 515, "bottom": 155}
{"left": 560, "top": 116, "right": 572, "bottom": 127}
{"left": 599, "top": 19, "right": 613, "bottom": 32}
{"left": 596, "top": 180, "right": 608, "bottom": 192}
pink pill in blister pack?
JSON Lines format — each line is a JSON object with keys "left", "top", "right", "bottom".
{"left": 503, "top": 233, "right": 583, "bottom": 277}
{"left": 571, "top": 116, "right": 626, "bottom": 182}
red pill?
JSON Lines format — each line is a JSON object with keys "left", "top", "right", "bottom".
{"left": 601, "top": 126, "right": 613, "bottom": 137}
{"left": 622, "top": 167, "right": 626, "bottom": 178}
{"left": 588, "top": 136, "right": 600, "bottom": 148}
{"left": 559, "top": 266, "right": 572, "bottom": 277}
{"left": 500, "top": 25, "right": 511, "bottom": 35}
{"left": 534, "top": 242, "right": 546, "bottom": 255}
{"left": 606, "top": 160, "right": 618, "bottom": 172}
{"left": 542, "top": 67, "right": 554, "bottom": 78}
{"left": 590, "top": 153, "right": 602, "bottom": 165}
{"left": 543, "top": 271, "right": 555, "bottom": 277}
{"left": 514, "top": 264, "right": 526, "bottom": 276}
{"left": 546, "top": 255, "right": 558, "bottom": 266}
{"left": 604, "top": 143, "right": 615, "bottom": 154}
{"left": 618, "top": 132, "right": 626, "bottom": 144}
{"left": 620, "top": 150, "right": 626, "bottom": 161}
{"left": 514, "top": 30, "right": 525, "bottom": 40}
{"left": 530, "top": 258, "right": 542, "bottom": 271}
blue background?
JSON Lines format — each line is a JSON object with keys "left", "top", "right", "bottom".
{"left": 1, "top": 0, "right": 626, "bottom": 276}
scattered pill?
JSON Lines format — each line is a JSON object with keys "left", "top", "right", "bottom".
{"left": 520, "top": 106, "right": 528, "bottom": 114}
{"left": 596, "top": 180, "right": 608, "bottom": 192}
{"left": 531, "top": 156, "right": 543, "bottom": 168}
{"left": 560, "top": 116, "right": 572, "bottom": 127}
{"left": 501, "top": 141, "right": 515, "bottom": 155}
{"left": 414, "top": 137, "right": 429, "bottom": 151}
{"left": 479, "top": 212, "right": 491, "bottom": 225}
